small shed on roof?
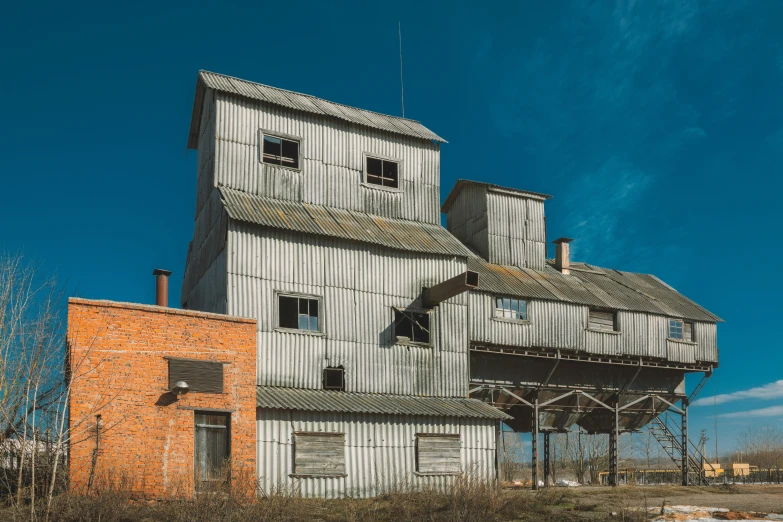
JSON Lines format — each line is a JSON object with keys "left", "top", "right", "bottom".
{"left": 188, "top": 70, "right": 446, "bottom": 149}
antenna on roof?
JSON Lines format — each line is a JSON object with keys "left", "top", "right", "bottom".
{"left": 398, "top": 21, "right": 405, "bottom": 118}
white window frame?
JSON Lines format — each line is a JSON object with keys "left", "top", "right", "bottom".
{"left": 362, "top": 152, "right": 403, "bottom": 192}
{"left": 492, "top": 296, "right": 529, "bottom": 323}
{"left": 258, "top": 129, "right": 303, "bottom": 172}
{"left": 274, "top": 291, "right": 325, "bottom": 336}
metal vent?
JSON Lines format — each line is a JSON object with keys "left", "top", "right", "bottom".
{"left": 323, "top": 367, "right": 345, "bottom": 391}
{"left": 168, "top": 358, "right": 224, "bottom": 394}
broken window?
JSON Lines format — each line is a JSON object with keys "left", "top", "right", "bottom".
{"left": 323, "top": 366, "right": 345, "bottom": 391}
{"left": 493, "top": 297, "right": 528, "bottom": 321}
{"left": 669, "top": 319, "right": 694, "bottom": 341}
{"left": 279, "top": 295, "right": 319, "bottom": 331}
{"left": 293, "top": 432, "right": 346, "bottom": 477}
{"left": 588, "top": 309, "right": 617, "bottom": 332}
{"left": 262, "top": 134, "right": 300, "bottom": 169}
{"left": 366, "top": 156, "right": 399, "bottom": 188}
{"left": 416, "top": 434, "right": 461, "bottom": 475}
{"left": 394, "top": 309, "right": 430, "bottom": 345}
{"left": 194, "top": 412, "right": 230, "bottom": 489}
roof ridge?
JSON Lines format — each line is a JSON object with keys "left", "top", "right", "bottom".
{"left": 200, "top": 70, "right": 425, "bottom": 125}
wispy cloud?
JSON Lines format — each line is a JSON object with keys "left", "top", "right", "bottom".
{"left": 692, "top": 380, "right": 783, "bottom": 407}
{"left": 718, "top": 405, "right": 783, "bottom": 419}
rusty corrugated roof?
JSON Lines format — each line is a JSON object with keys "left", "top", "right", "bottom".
{"left": 256, "top": 386, "right": 512, "bottom": 420}
{"left": 219, "top": 186, "right": 474, "bottom": 258}
{"left": 469, "top": 258, "right": 722, "bottom": 323}
{"left": 188, "top": 70, "right": 446, "bottom": 149}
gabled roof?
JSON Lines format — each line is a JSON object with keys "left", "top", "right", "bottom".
{"left": 442, "top": 179, "right": 552, "bottom": 213}
{"left": 256, "top": 386, "right": 512, "bottom": 420}
{"left": 188, "top": 70, "right": 446, "bottom": 149}
{"left": 468, "top": 258, "right": 722, "bottom": 323}
{"left": 219, "top": 186, "right": 474, "bottom": 258}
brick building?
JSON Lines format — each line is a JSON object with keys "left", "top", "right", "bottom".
{"left": 66, "top": 294, "right": 256, "bottom": 498}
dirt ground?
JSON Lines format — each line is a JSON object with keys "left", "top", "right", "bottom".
{"left": 557, "top": 484, "right": 783, "bottom": 517}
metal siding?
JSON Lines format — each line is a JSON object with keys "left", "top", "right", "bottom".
{"left": 256, "top": 409, "right": 496, "bottom": 498}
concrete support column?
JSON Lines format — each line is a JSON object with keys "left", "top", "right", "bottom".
{"left": 682, "top": 398, "right": 689, "bottom": 486}
{"left": 532, "top": 398, "right": 539, "bottom": 490}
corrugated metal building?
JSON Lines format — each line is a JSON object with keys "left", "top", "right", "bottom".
{"left": 181, "top": 71, "right": 721, "bottom": 495}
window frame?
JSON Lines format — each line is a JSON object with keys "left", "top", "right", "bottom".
{"left": 194, "top": 411, "right": 231, "bottom": 490}
{"left": 362, "top": 152, "right": 403, "bottom": 192}
{"left": 392, "top": 307, "right": 433, "bottom": 347}
{"left": 323, "top": 366, "right": 345, "bottom": 391}
{"left": 491, "top": 296, "right": 530, "bottom": 323}
{"left": 668, "top": 318, "right": 696, "bottom": 343}
{"left": 587, "top": 308, "right": 619, "bottom": 334}
{"left": 275, "top": 291, "right": 325, "bottom": 336}
{"left": 258, "top": 129, "right": 303, "bottom": 172}
{"left": 415, "top": 433, "right": 462, "bottom": 476}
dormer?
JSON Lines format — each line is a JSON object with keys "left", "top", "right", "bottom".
{"left": 442, "top": 180, "right": 551, "bottom": 270}
{"left": 186, "top": 70, "right": 447, "bottom": 225}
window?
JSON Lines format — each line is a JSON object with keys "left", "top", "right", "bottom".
{"left": 493, "top": 297, "right": 528, "bottom": 321}
{"left": 416, "top": 434, "right": 461, "bottom": 475}
{"left": 394, "top": 309, "right": 430, "bottom": 345}
{"left": 194, "top": 412, "right": 230, "bottom": 489}
{"left": 168, "top": 358, "right": 224, "bottom": 393}
{"left": 279, "top": 295, "right": 319, "bottom": 331}
{"left": 669, "top": 319, "right": 694, "bottom": 341}
{"left": 293, "top": 432, "right": 346, "bottom": 477}
{"left": 365, "top": 156, "right": 399, "bottom": 188}
{"left": 588, "top": 309, "right": 617, "bottom": 332}
{"left": 323, "top": 367, "right": 345, "bottom": 391}
{"left": 262, "top": 133, "right": 300, "bottom": 169}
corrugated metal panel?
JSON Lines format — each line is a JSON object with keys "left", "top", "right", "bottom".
{"left": 220, "top": 186, "right": 473, "bottom": 257}
{"left": 256, "top": 387, "right": 511, "bottom": 420}
{"left": 256, "top": 410, "right": 495, "bottom": 498}
{"left": 190, "top": 70, "right": 445, "bottom": 147}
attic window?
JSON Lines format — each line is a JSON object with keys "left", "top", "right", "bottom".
{"left": 366, "top": 156, "right": 399, "bottom": 188}
{"left": 262, "top": 134, "right": 300, "bottom": 169}
{"left": 669, "top": 319, "right": 694, "bottom": 341}
{"left": 493, "top": 297, "right": 528, "bottom": 321}
{"left": 323, "top": 367, "right": 345, "bottom": 391}
{"left": 279, "top": 295, "right": 319, "bottom": 331}
{"left": 588, "top": 309, "right": 617, "bottom": 332}
{"left": 394, "top": 309, "right": 430, "bottom": 345}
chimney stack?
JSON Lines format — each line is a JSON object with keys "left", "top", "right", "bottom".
{"left": 152, "top": 269, "right": 172, "bottom": 307}
{"left": 553, "top": 238, "right": 573, "bottom": 275}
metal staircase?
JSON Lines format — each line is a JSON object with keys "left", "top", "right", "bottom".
{"left": 649, "top": 410, "right": 710, "bottom": 485}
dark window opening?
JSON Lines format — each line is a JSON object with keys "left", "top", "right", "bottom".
{"left": 588, "top": 309, "right": 617, "bottom": 332}
{"left": 168, "top": 358, "right": 224, "bottom": 393}
{"left": 366, "top": 156, "right": 399, "bottom": 188}
{"left": 263, "top": 134, "right": 300, "bottom": 169}
{"left": 394, "top": 309, "right": 430, "bottom": 345}
{"left": 493, "top": 297, "right": 527, "bottom": 321}
{"left": 194, "top": 412, "right": 230, "bottom": 490}
{"left": 279, "top": 295, "right": 319, "bottom": 331}
{"left": 323, "top": 366, "right": 345, "bottom": 391}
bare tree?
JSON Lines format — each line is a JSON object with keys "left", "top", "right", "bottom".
{"left": 564, "top": 429, "right": 587, "bottom": 484}
{"left": 498, "top": 429, "right": 526, "bottom": 482}
{"left": 735, "top": 425, "right": 783, "bottom": 470}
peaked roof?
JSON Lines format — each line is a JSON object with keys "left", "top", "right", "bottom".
{"left": 188, "top": 70, "right": 446, "bottom": 149}
{"left": 219, "top": 186, "right": 474, "bottom": 258}
{"left": 469, "top": 258, "right": 722, "bottom": 323}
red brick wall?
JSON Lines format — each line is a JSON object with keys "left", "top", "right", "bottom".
{"left": 67, "top": 298, "right": 256, "bottom": 498}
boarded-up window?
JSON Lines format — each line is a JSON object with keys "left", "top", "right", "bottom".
{"left": 669, "top": 319, "right": 694, "bottom": 341}
{"left": 168, "top": 358, "right": 224, "bottom": 393}
{"left": 416, "top": 434, "right": 461, "bottom": 475}
{"left": 293, "top": 432, "right": 346, "bottom": 477}
{"left": 588, "top": 309, "right": 617, "bottom": 332}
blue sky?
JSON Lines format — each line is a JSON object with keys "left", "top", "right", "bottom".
{"left": 2, "top": 1, "right": 782, "bottom": 453}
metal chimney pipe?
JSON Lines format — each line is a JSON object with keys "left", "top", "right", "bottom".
{"left": 152, "top": 269, "right": 172, "bottom": 307}
{"left": 553, "top": 238, "right": 573, "bottom": 275}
